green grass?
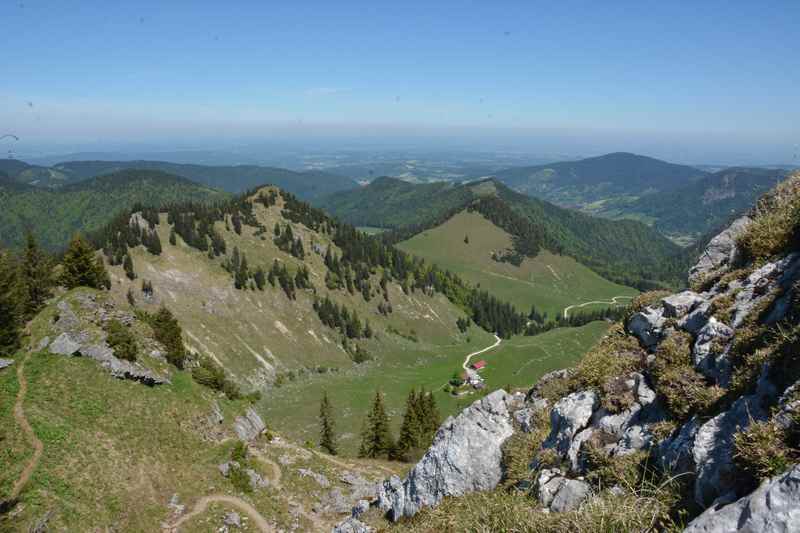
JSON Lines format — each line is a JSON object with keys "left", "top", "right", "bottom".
{"left": 397, "top": 210, "right": 638, "bottom": 318}
{"left": 260, "top": 321, "right": 610, "bottom": 455}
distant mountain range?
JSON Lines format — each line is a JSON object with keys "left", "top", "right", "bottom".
{"left": 487, "top": 152, "right": 788, "bottom": 242}
{"left": 0, "top": 169, "right": 227, "bottom": 250}
{"left": 0, "top": 158, "right": 357, "bottom": 200}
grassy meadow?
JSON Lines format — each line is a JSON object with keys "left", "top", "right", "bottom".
{"left": 397, "top": 211, "right": 638, "bottom": 319}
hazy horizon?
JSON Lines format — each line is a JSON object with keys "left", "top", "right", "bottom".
{"left": 2, "top": 1, "right": 799, "bottom": 166}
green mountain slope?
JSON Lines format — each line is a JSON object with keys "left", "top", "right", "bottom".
{"left": 0, "top": 159, "right": 71, "bottom": 188}
{"left": 620, "top": 167, "right": 788, "bottom": 239}
{"left": 397, "top": 210, "right": 638, "bottom": 319}
{"left": 53, "top": 159, "right": 357, "bottom": 199}
{"left": 320, "top": 177, "right": 685, "bottom": 290}
{"left": 0, "top": 169, "right": 228, "bottom": 250}
{"left": 493, "top": 152, "right": 708, "bottom": 207}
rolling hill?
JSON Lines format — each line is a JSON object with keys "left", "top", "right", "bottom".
{"left": 320, "top": 177, "right": 686, "bottom": 290}
{"left": 493, "top": 152, "right": 708, "bottom": 207}
{"left": 0, "top": 159, "right": 71, "bottom": 188}
{"left": 0, "top": 169, "right": 228, "bottom": 250}
{"left": 52, "top": 159, "right": 358, "bottom": 200}
{"left": 87, "top": 186, "right": 616, "bottom": 452}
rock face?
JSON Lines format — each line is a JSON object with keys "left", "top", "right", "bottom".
{"left": 377, "top": 390, "right": 515, "bottom": 521}
{"left": 688, "top": 215, "right": 751, "bottom": 283}
{"left": 535, "top": 468, "right": 591, "bottom": 512}
{"left": 684, "top": 465, "right": 800, "bottom": 533}
{"left": 233, "top": 407, "right": 266, "bottom": 442}
{"left": 662, "top": 291, "right": 705, "bottom": 319}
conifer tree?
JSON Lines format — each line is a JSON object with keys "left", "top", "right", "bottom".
{"left": 358, "top": 391, "right": 394, "bottom": 459}
{"left": 18, "top": 232, "right": 52, "bottom": 319}
{"left": 319, "top": 392, "right": 338, "bottom": 455}
{"left": 393, "top": 389, "right": 423, "bottom": 461}
{"left": 60, "top": 234, "right": 110, "bottom": 290}
{"left": 254, "top": 266, "right": 266, "bottom": 290}
{"left": 0, "top": 250, "right": 21, "bottom": 355}
{"left": 123, "top": 254, "right": 136, "bottom": 280}
{"left": 151, "top": 306, "right": 186, "bottom": 368}
{"left": 421, "top": 390, "right": 441, "bottom": 438}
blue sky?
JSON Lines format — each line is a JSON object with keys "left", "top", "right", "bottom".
{"left": 1, "top": 1, "right": 799, "bottom": 162}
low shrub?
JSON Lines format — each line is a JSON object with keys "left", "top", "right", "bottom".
{"left": 736, "top": 175, "right": 800, "bottom": 263}
{"left": 733, "top": 419, "right": 797, "bottom": 483}
{"left": 104, "top": 319, "right": 137, "bottom": 361}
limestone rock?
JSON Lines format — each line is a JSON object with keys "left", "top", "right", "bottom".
{"left": 692, "top": 318, "right": 734, "bottom": 386}
{"left": 377, "top": 390, "right": 515, "bottom": 521}
{"left": 550, "top": 479, "right": 591, "bottom": 513}
{"left": 246, "top": 468, "right": 269, "bottom": 490}
{"left": 332, "top": 517, "right": 374, "bottom": 533}
{"left": 684, "top": 464, "right": 800, "bottom": 533}
{"left": 543, "top": 390, "right": 599, "bottom": 456}
{"left": 223, "top": 511, "right": 242, "bottom": 528}
{"left": 233, "top": 407, "right": 266, "bottom": 442}
{"left": 526, "top": 369, "right": 573, "bottom": 402}
{"left": 49, "top": 332, "right": 81, "bottom": 356}
{"left": 627, "top": 307, "right": 666, "bottom": 351}
{"left": 692, "top": 374, "right": 774, "bottom": 507}
{"left": 351, "top": 499, "right": 370, "bottom": 519}
{"left": 688, "top": 215, "right": 751, "bottom": 284}
{"left": 731, "top": 253, "right": 800, "bottom": 328}
{"left": 537, "top": 468, "right": 565, "bottom": 508}
{"left": 679, "top": 302, "right": 711, "bottom": 335}
{"left": 218, "top": 461, "right": 240, "bottom": 477}
{"left": 299, "top": 468, "right": 331, "bottom": 488}
{"left": 0, "top": 358, "right": 13, "bottom": 371}
{"left": 662, "top": 291, "right": 705, "bottom": 319}
{"left": 657, "top": 417, "right": 700, "bottom": 476}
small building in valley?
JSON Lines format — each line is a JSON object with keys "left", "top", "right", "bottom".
{"left": 471, "top": 360, "right": 487, "bottom": 371}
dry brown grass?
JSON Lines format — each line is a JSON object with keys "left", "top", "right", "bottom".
{"left": 737, "top": 173, "right": 800, "bottom": 263}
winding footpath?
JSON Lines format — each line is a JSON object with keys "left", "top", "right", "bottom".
{"left": 9, "top": 351, "right": 43, "bottom": 503}
{"left": 562, "top": 295, "right": 633, "bottom": 319}
{"left": 462, "top": 334, "right": 502, "bottom": 370}
{"left": 166, "top": 495, "right": 273, "bottom": 532}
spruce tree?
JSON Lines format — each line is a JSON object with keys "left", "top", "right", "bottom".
{"left": 358, "top": 391, "right": 394, "bottom": 459}
{"left": 151, "top": 306, "right": 186, "bottom": 368}
{"left": 60, "top": 234, "right": 109, "bottom": 290}
{"left": 0, "top": 250, "right": 21, "bottom": 355}
{"left": 319, "top": 392, "right": 338, "bottom": 455}
{"left": 19, "top": 232, "right": 52, "bottom": 319}
{"left": 123, "top": 254, "right": 136, "bottom": 280}
{"left": 393, "top": 389, "right": 423, "bottom": 462}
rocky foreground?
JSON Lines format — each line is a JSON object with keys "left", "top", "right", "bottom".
{"left": 337, "top": 177, "right": 800, "bottom": 532}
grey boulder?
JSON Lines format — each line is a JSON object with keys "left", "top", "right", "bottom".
{"left": 49, "top": 332, "right": 81, "bottom": 356}
{"left": 627, "top": 307, "right": 666, "bottom": 351}
{"left": 543, "top": 390, "right": 599, "bottom": 456}
{"left": 233, "top": 407, "right": 266, "bottom": 442}
{"left": 377, "top": 390, "right": 515, "bottom": 521}
{"left": 662, "top": 291, "right": 705, "bottom": 319}
{"left": 0, "top": 358, "right": 13, "bottom": 371}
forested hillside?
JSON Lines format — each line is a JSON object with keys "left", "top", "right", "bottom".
{"left": 0, "top": 169, "right": 227, "bottom": 250}
{"left": 52, "top": 159, "right": 357, "bottom": 199}
{"left": 322, "top": 177, "right": 686, "bottom": 290}
{"left": 622, "top": 167, "right": 788, "bottom": 238}
{"left": 493, "top": 152, "right": 707, "bottom": 205}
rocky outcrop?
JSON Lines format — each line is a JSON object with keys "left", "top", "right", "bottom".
{"left": 233, "top": 407, "right": 266, "bottom": 442}
{"left": 332, "top": 517, "right": 374, "bottom": 533}
{"left": 49, "top": 332, "right": 81, "bottom": 356}
{"left": 377, "top": 390, "right": 515, "bottom": 521}
{"left": 628, "top": 307, "right": 666, "bottom": 351}
{"left": 536, "top": 468, "right": 592, "bottom": 512}
{"left": 542, "top": 390, "right": 598, "bottom": 458}
{"left": 688, "top": 215, "right": 751, "bottom": 283}
{"left": 684, "top": 465, "right": 800, "bottom": 533}
{"left": 692, "top": 318, "right": 734, "bottom": 386}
